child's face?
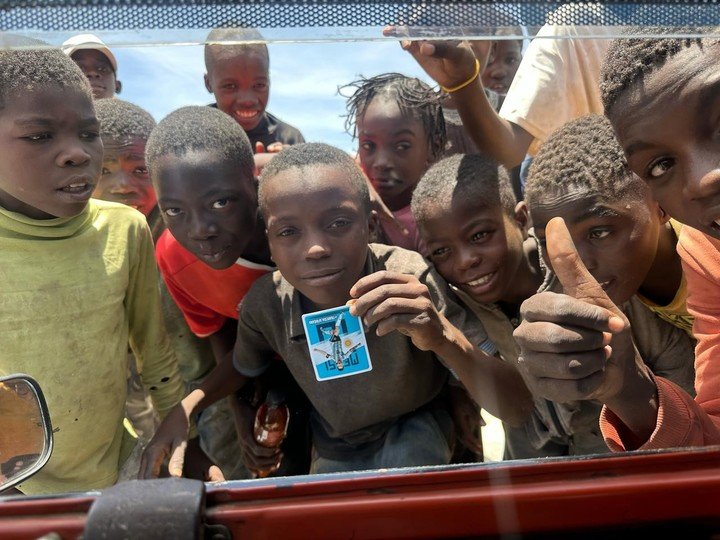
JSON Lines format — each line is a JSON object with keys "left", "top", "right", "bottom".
{"left": 609, "top": 43, "right": 720, "bottom": 241}
{"left": 262, "top": 165, "right": 373, "bottom": 311}
{"left": 481, "top": 40, "right": 522, "bottom": 96}
{"left": 357, "top": 97, "right": 431, "bottom": 211}
{"left": 154, "top": 150, "right": 258, "bottom": 269}
{"left": 70, "top": 49, "right": 119, "bottom": 100}
{"left": 204, "top": 51, "right": 269, "bottom": 132}
{"left": 94, "top": 138, "right": 157, "bottom": 217}
{"left": 530, "top": 187, "right": 663, "bottom": 305}
{"left": 420, "top": 197, "right": 527, "bottom": 305}
{"left": 0, "top": 87, "right": 102, "bottom": 220}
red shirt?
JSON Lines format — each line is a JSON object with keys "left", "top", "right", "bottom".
{"left": 155, "top": 230, "right": 273, "bottom": 337}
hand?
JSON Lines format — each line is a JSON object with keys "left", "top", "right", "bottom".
{"left": 383, "top": 26, "right": 483, "bottom": 89}
{"left": 236, "top": 399, "right": 283, "bottom": 478}
{"left": 349, "top": 271, "right": 449, "bottom": 351}
{"left": 255, "top": 141, "right": 288, "bottom": 154}
{"left": 448, "top": 384, "right": 484, "bottom": 455}
{"left": 183, "top": 438, "right": 225, "bottom": 482}
{"left": 513, "top": 217, "right": 638, "bottom": 404}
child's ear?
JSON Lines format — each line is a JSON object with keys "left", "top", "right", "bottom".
{"left": 203, "top": 74, "right": 213, "bottom": 94}
{"left": 368, "top": 210, "right": 380, "bottom": 242}
{"left": 514, "top": 201, "right": 531, "bottom": 234}
{"left": 115, "top": 80, "right": 122, "bottom": 94}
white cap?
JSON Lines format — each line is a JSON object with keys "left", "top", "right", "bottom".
{"left": 61, "top": 33, "right": 117, "bottom": 73}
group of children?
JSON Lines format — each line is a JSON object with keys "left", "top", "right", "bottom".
{"left": 4, "top": 25, "right": 720, "bottom": 495}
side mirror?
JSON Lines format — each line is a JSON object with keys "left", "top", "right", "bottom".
{"left": 0, "top": 374, "right": 53, "bottom": 494}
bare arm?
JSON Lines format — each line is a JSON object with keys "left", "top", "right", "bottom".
{"left": 390, "top": 34, "right": 533, "bottom": 168}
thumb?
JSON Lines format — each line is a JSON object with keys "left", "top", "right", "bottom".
{"left": 206, "top": 465, "right": 225, "bottom": 483}
{"left": 167, "top": 438, "right": 187, "bottom": 478}
{"left": 255, "top": 141, "right": 266, "bottom": 154}
{"left": 546, "top": 217, "right": 625, "bottom": 321}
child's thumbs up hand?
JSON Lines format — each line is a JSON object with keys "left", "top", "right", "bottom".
{"left": 513, "top": 217, "right": 638, "bottom": 404}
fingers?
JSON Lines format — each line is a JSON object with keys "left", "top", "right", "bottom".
{"left": 513, "top": 321, "right": 611, "bottom": 353}
{"left": 167, "top": 438, "right": 187, "bottom": 478}
{"left": 350, "top": 282, "right": 430, "bottom": 323}
{"left": 523, "top": 369, "right": 608, "bottom": 403}
{"left": 206, "top": 465, "right": 225, "bottom": 483}
{"left": 516, "top": 349, "right": 609, "bottom": 380}
{"left": 138, "top": 444, "right": 166, "bottom": 479}
{"left": 255, "top": 141, "right": 266, "bottom": 153}
{"left": 520, "top": 291, "right": 625, "bottom": 334}
{"left": 349, "top": 271, "right": 419, "bottom": 302}
{"left": 546, "top": 217, "right": 623, "bottom": 317}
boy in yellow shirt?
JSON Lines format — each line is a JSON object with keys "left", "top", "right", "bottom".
{"left": 0, "top": 47, "right": 203, "bottom": 494}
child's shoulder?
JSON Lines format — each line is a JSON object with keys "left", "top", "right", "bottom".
{"left": 368, "top": 242, "right": 429, "bottom": 274}
{"left": 91, "top": 198, "right": 149, "bottom": 232}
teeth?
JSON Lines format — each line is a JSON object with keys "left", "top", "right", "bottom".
{"left": 67, "top": 183, "right": 86, "bottom": 188}
{"left": 713, "top": 220, "right": 720, "bottom": 229}
{"left": 467, "top": 273, "right": 493, "bottom": 287}
{"left": 235, "top": 111, "right": 257, "bottom": 118}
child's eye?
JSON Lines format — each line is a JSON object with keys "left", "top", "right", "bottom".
{"left": 277, "top": 227, "right": 297, "bottom": 237}
{"left": 23, "top": 133, "right": 51, "bottom": 142}
{"left": 253, "top": 83, "right": 268, "bottom": 91}
{"left": 588, "top": 229, "right": 611, "bottom": 240}
{"left": 80, "top": 131, "right": 100, "bottom": 141}
{"left": 471, "top": 230, "right": 491, "bottom": 242}
{"left": 101, "top": 167, "right": 112, "bottom": 176}
{"left": 359, "top": 141, "right": 374, "bottom": 152}
{"left": 395, "top": 142, "right": 411, "bottom": 152}
{"left": 430, "top": 246, "right": 450, "bottom": 260}
{"left": 221, "top": 83, "right": 237, "bottom": 90}
{"left": 647, "top": 158, "right": 674, "bottom": 179}
{"left": 211, "top": 198, "right": 232, "bottom": 210}
{"left": 133, "top": 166, "right": 149, "bottom": 176}
{"left": 163, "top": 208, "right": 183, "bottom": 217}
{"left": 328, "top": 218, "right": 351, "bottom": 229}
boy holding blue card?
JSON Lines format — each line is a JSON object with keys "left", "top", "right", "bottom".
{"left": 142, "top": 142, "right": 532, "bottom": 476}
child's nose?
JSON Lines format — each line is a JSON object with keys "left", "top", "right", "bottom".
{"left": 189, "top": 217, "right": 218, "bottom": 240}
{"left": 304, "top": 232, "right": 331, "bottom": 260}
{"left": 457, "top": 248, "right": 481, "bottom": 270}
{"left": 685, "top": 154, "right": 720, "bottom": 201}
{"left": 109, "top": 174, "right": 136, "bottom": 194}
{"left": 57, "top": 142, "right": 91, "bottom": 167}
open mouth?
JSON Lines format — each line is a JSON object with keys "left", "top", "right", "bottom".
{"left": 57, "top": 181, "right": 94, "bottom": 201}
{"left": 197, "top": 247, "right": 230, "bottom": 264}
{"left": 465, "top": 272, "right": 495, "bottom": 288}
{"left": 234, "top": 110, "right": 260, "bottom": 122}
{"left": 372, "top": 178, "right": 401, "bottom": 189}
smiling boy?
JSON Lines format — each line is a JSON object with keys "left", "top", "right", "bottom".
{"left": 0, "top": 48, "right": 188, "bottom": 494}
{"left": 511, "top": 114, "right": 696, "bottom": 457}
{"left": 141, "top": 142, "right": 531, "bottom": 476}
{"left": 204, "top": 26, "right": 304, "bottom": 151}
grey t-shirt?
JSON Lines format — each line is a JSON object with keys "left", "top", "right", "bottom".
{"left": 233, "top": 243, "right": 490, "bottom": 456}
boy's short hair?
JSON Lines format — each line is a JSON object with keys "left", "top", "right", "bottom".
{"left": 95, "top": 99, "right": 156, "bottom": 144}
{"left": 600, "top": 30, "right": 705, "bottom": 115}
{"left": 412, "top": 153, "right": 517, "bottom": 225}
{"left": 204, "top": 26, "right": 269, "bottom": 69}
{"left": 0, "top": 48, "right": 91, "bottom": 110}
{"left": 341, "top": 73, "right": 447, "bottom": 161}
{"left": 525, "top": 114, "right": 643, "bottom": 208}
{"left": 145, "top": 105, "right": 254, "bottom": 180}
{"left": 258, "top": 142, "right": 371, "bottom": 214}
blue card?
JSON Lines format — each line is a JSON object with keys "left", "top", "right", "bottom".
{"left": 301, "top": 305, "right": 372, "bottom": 381}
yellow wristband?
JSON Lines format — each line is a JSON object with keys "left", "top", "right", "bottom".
{"left": 440, "top": 59, "right": 481, "bottom": 93}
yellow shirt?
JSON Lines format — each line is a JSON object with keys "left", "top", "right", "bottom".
{"left": 0, "top": 200, "right": 185, "bottom": 494}
{"left": 636, "top": 219, "right": 695, "bottom": 336}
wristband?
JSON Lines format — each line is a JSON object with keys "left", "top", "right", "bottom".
{"left": 440, "top": 58, "right": 481, "bottom": 93}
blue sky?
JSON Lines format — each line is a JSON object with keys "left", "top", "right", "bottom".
{"left": 113, "top": 41, "right": 432, "bottom": 153}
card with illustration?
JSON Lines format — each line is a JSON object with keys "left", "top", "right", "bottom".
{"left": 301, "top": 305, "right": 372, "bottom": 381}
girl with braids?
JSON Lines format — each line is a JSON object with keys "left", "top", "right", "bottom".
{"left": 342, "top": 73, "right": 446, "bottom": 254}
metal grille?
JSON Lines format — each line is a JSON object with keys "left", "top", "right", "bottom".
{"left": 2, "top": 1, "right": 720, "bottom": 34}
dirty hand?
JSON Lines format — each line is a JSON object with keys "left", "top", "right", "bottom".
{"left": 138, "top": 404, "right": 224, "bottom": 482}
{"left": 383, "top": 26, "right": 486, "bottom": 89}
{"left": 513, "top": 217, "right": 637, "bottom": 404}
{"left": 449, "top": 384, "right": 484, "bottom": 455}
{"left": 349, "top": 271, "right": 448, "bottom": 351}
{"left": 236, "top": 399, "right": 283, "bottom": 478}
